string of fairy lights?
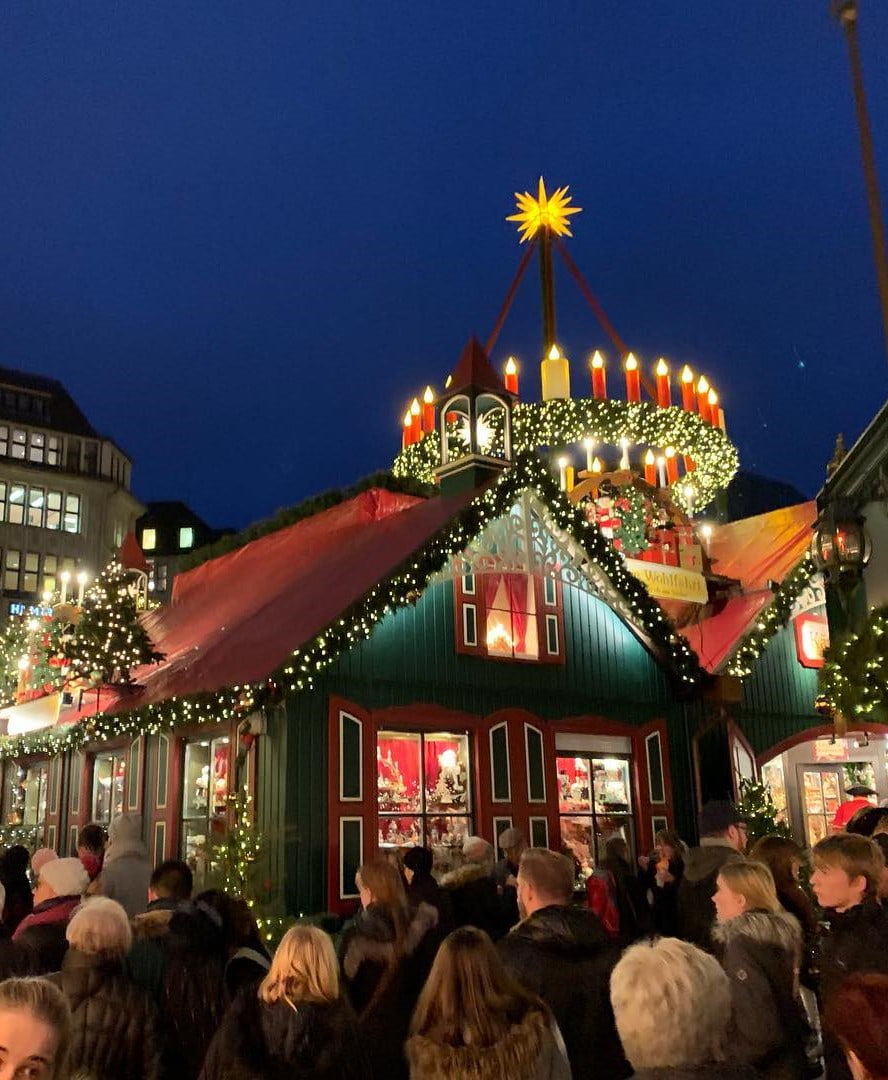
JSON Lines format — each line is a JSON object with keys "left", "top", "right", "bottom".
{"left": 0, "top": 453, "right": 704, "bottom": 761}
{"left": 819, "top": 605, "right": 888, "bottom": 723}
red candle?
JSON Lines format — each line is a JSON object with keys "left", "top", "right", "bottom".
{"left": 696, "top": 377, "right": 712, "bottom": 423}
{"left": 665, "top": 446, "right": 679, "bottom": 484}
{"left": 684, "top": 455, "right": 696, "bottom": 473}
{"left": 716, "top": 405, "right": 726, "bottom": 433}
{"left": 402, "top": 410, "right": 413, "bottom": 448}
{"left": 591, "top": 351, "right": 607, "bottom": 399}
{"left": 681, "top": 366, "right": 696, "bottom": 411}
{"left": 707, "top": 388, "right": 718, "bottom": 428}
{"left": 655, "top": 359, "right": 671, "bottom": 408}
{"left": 625, "top": 353, "right": 641, "bottom": 403}
{"left": 504, "top": 357, "right": 519, "bottom": 395}
{"left": 410, "top": 398, "right": 422, "bottom": 442}
{"left": 422, "top": 386, "right": 435, "bottom": 433}
{"left": 644, "top": 449, "right": 656, "bottom": 485}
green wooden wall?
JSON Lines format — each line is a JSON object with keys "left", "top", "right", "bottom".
{"left": 264, "top": 576, "right": 692, "bottom": 914}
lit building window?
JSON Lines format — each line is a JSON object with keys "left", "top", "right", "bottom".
{"left": 181, "top": 736, "right": 230, "bottom": 885}
{"left": 92, "top": 752, "right": 126, "bottom": 824}
{"left": 558, "top": 754, "right": 635, "bottom": 878}
{"left": 142, "top": 528, "right": 157, "bottom": 552}
{"left": 454, "top": 568, "right": 564, "bottom": 664}
{"left": 63, "top": 494, "right": 81, "bottom": 534}
{"left": 179, "top": 526, "right": 194, "bottom": 550}
{"left": 376, "top": 730, "right": 471, "bottom": 865}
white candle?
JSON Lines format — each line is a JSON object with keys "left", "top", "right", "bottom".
{"left": 683, "top": 484, "right": 696, "bottom": 516}
{"left": 619, "top": 438, "right": 630, "bottom": 470}
{"left": 583, "top": 437, "right": 595, "bottom": 472}
{"left": 59, "top": 570, "right": 70, "bottom": 603}
{"left": 557, "top": 456, "right": 569, "bottom": 491}
{"left": 76, "top": 571, "right": 88, "bottom": 605}
{"left": 656, "top": 455, "right": 667, "bottom": 487}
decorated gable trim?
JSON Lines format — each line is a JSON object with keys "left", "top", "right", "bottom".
{"left": 724, "top": 557, "right": 816, "bottom": 678}
{"left": 0, "top": 453, "right": 703, "bottom": 761}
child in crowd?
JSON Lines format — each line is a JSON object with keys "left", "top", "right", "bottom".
{"left": 811, "top": 834, "right": 888, "bottom": 1080}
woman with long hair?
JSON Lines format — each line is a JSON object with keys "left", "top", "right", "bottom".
{"left": 0, "top": 976, "right": 71, "bottom": 1080}
{"left": 750, "top": 834, "right": 818, "bottom": 981}
{"left": 406, "top": 926, "right": 570, "bottom": 1080}
{"left": 340, "top": 857, "right": 439, "bottom": 1079}
{"left": 639, "top": 827, "right": 686, "bottom": 937}
{"left": 200, "top": 924, "right": 370, "bottom": 1080}
{"left": 712, "top": 860, "right": 809, "bottom": 1079}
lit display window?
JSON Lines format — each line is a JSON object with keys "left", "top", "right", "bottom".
{"left": 92, "top": 752, "right": 126, "bottom": 824}
{"left": 557, "top": 754, "right": 635, "bottom": 880}
{"left": 22, "top": 764, "right": 48, "bottom": 828}
{"left": 181, "top": 736, "right": 230, "bottom": 884}
{"left": 377, "top": 730, "right": 471, "bottom": 868}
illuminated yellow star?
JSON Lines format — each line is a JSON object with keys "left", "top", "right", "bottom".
{"left": 507, "top": 177, "right": 582, "bottom": 243}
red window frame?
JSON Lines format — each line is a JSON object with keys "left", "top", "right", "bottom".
{"left": 454, "top": 570, "right": 565, "bottom": 664}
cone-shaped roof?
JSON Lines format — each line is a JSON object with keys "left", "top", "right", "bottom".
{"left": 443, "top": 337, "right": 515, "bottom": 399}
{"left": 119, "top": 531, "right": 150, "bottom": 573}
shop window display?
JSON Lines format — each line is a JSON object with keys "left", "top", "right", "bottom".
{"left": 485, "top": 574, "right": 539, "bottom": 659}
{"left": 22, "top": 764, "right": 48, "bottom": 829}
{"left": 92, "top": 753, "right": 126, "bottom": 825}
{"left": 181, "top": 736, "right": 230, "bottom": 883}
{"left": 377, "top": 730, "right": 471, "bottom": 874}
{"left": 761, "top": 759, "right": 788, "bottom": 824}
{"left": 557, "top": 754, "right": 635, "bottom": 881}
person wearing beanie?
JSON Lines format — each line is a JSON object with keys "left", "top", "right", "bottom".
{"left": 677, "top": 799, "right": 747, "bottom": 952}
{"left": 89, "top": 813, "right": 151, "bottom": 918}
{"left": 13, "top": 856, "right": 89, "bottom": 974}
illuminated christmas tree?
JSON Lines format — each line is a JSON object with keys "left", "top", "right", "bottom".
{"left": 64, "top": 561, "right": 163, "bottom": 685}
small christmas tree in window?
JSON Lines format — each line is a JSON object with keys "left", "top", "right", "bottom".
{"left": 737, "top": 777, "right": 793, "bottom": 845}
{"left": 64, "top": 561, "right": 163, "bottom": 685}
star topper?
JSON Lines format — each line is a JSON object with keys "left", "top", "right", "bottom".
{"left": 507, "top": 177, "right": 582, "bottom": 243}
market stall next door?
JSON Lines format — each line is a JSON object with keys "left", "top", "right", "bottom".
{"left": 798, "top": 765, "right": 843, "bottom": 846}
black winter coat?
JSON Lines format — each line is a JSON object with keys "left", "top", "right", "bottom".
{"left": 199, "top": 988, "right": 371, "bottom": 1080}
{"left": 440, "top": 862, "right": 506, "bottom": 940}
{"left": 339, "top": 901, "right": 438, "bottom": 1080}
{"left": 52, "top": 948, "right": 161, "bottom": 1080}
{"left": 816, "top": 899, "right": 888, "bottom": 1080}
{"left": 405, "top": 873, "right": 453, "bottom": 940}
{"left": 713, "top": 910, "right": 809, "bottom": 1080}
{"left": 639, "top": 855, "right": 684, "bottom": 937}
{"left": 498, "top": 903, "right": 631, "bottom": 1080}
{"left": 676, "top": 842, "right": 743, "bottom": 952}
{"left": 630, "top": 1067, "right": 758, "bottom": 1079}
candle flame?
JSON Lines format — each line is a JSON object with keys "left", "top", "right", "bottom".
{"left": 665, "top": 446, "right": 676, "bottom": 459}
{"left": 557, "top": 456, "right": 569, "bottom": 468}
{"left": 645, "top": 449, "right": 656, "bottom": 465}
{"left": 444, "top": 375, "right": 453, "bottom": 389}
{"left": 697, "top": 375, "right": 710, "bottom": 393}
{"left": 656, "top": 455, "right": 666, "bottom": 467}
{"left": 547, "top": 344, "right": 562, "bottom": 361}
{"left": 656, "top": 358, "right": 669, "bottom": 376}
{"left": 410, "top": 398, "right": 421, "bottom": 416}
{"left": 625, "top": 353, "right": 638, "bottom": 371}
{"left": 591, "top": 457, "right": 603, "bottom": 473}
{"left": 423, "top": 386, "right": 434, "bottom": 404}
{"left": 708, "top": 389, "right": 718, "bottom": 406}
{"left": 505, "top": 356, "right": 518, "bottom": 375}
{"left": 681, "top": 365, "right": 694, "bottom": 384}
{"left": 582, "top": 437, "right": 594, "bottom": 449}
{"left": 591, "top": 350, "right": 605, "bottom": 369}
{"left": 403, "top": 411, "right": 412, "bottom": 427}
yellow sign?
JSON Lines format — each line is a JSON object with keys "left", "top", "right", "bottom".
{"left": 624, "top": 559, "right": 708, "bottom": 604}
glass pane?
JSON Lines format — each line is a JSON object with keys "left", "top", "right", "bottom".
{"left": 484, "top": 574, "right": 539, "bottom": 660}
{"left": 92, "top": 757, "right": 113, "bottom": 823}
{"left": 595, "top": 815, "right": 636, "bottom": 865}
{"left": 557, "top": 756, "right": 592, "bottom": 812}
{"left": 182, "top": 821, "right": 212, "bottom": 884}
{"left": 593, "top": 757, "right": 632, "bottom": 813}
{"left": 209, "top": 737, "right": 230, "bottom": 816}
{"left": 378, "top": 815, "right": 423, "bottom": 849}
{"left": 424, "top": 733, "right": 470, "bottom": 813}
{"left": 822, "top": 773, "right": 840, "bottom": 814}
{"left": 23, "top": 766, "right": 47, "bottom": 827}
{"left": 560, "top": 815, "right": 594, "bottom": 880}
{"left": 8, "top": 485, "right": 24, "bottom": 525}
{"left": 761, "top": 760, "right": 787, "bottom": 821}
{"left": 803, "top": 771, "right": 824, "bottom": 815}
{"left": 182, "top": 741, "right": 211, "bottom": 819}
{"left": 427, "top": 816, "right": 471, "bottom": 877}
{"left": 377, "top": 731, "right": 422, "bottom": 813}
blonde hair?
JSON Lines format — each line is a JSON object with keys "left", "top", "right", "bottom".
{"left": 66, "top": 897, "right": 132, "bottom": 958}
{"left": 258, "top": 925, "right": 338, "bottom": 1009}
{"left": 518, "top": 848, "right": 574, "bottom": 903}
{"left": 814, "top": 834, "right": 886, "bottom": 897}
{"left": 409, "top": 927, "right": 540, "bottom": 1047}
{"left": 718, "top": 860, "right": 781, "bottom": 913}
{"left": 611, "top": 938, "right": 731, "bottom": 1070}
{"left": 0, "top": 977, "right": 72, "bottom": 1079}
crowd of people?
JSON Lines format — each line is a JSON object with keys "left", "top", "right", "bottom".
{"left": 0, "top": 804, "right": 884, "bottom": 1078}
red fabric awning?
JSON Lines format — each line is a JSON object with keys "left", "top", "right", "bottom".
{"left": 124, "top": 487, "right": 475, "bottom": 706}
{"left": 678, "top": 501, "right": 817, "bottom": 672}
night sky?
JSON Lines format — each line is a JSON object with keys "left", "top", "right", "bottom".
{"left": 2, "top": 3, "right": 887, "bottom": 529}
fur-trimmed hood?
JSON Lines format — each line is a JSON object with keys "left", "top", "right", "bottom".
{"left": 342, "top": 901, "right": 438, "bottom": 980}
{"left": 131, "top": 904, "right": 176, "bottom": 941}
{"left": 712, "top": 909, "right": 802, "bottom": 960}
{"left": 406, "top": 1005, "right": 553, "bottom": 1080}
{"left": 440, "top": 861, "right": 490, "bottom": 890}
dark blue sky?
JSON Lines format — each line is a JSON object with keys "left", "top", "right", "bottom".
{"left": 1, "top": 3, "right": 887, "bottom": 528}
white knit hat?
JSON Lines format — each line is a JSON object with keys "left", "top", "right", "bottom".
{"left": 39, "top": 857, "right": 88, "bottom": 898}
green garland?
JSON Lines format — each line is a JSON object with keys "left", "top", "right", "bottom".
{"left": 819, "top": 605, "right": 888, "bottom": 722}
{"left": 725, "top": 557, "right": 816, "bottom": 678}
{"left": 393, "top": 399, "right": 738, "bottom": 509}
{"left": 611, "top": 485, "right": 650, "bottom": 556}
{"left": 0, "top": 454, "right": 704, "bottom": 761}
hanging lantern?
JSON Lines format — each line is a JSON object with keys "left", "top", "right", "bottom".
{"left": 811, "top": 499, "right": 871, "bottom": 582}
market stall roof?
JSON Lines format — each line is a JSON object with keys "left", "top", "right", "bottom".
{"left": 679, "top": 500, "right": 817, "bottom": 672}
{"left": 127, "top": 487, "right": 475, "bottom": 705}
